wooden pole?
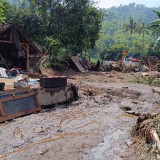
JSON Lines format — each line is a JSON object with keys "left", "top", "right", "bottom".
{"left": 26, "top": 45, "right": 29, "bottom": 71}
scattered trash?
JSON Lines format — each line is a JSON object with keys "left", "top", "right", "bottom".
{"left": 14, "top": 74, "right": 30, "bottom": 89}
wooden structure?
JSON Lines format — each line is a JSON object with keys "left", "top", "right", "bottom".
{"left": 71, "top": 56, "right": 87, "bottom": 72}
{"left": 0, "top": 88, "right": 41, "bottom": 122}
{"left": 0, "top": 23, "right": 42, "bottom": 71}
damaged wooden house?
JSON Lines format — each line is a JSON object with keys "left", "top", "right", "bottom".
{"left": 0, "top": 23, "right": 76, "bottom": 123}
{"left": 0, "top": 23, "right": 42, "bottom": 71}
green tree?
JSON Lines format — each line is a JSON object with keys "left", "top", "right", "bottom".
{"left": 124, "top": 17, "right": 137, "bottom": 47}
{"left": 149, "top": 10, "right": 160, "bottom": 38}
{"left": 100, "top": 44, "right": 129, "bottom": 60}
{"left": 5, "top": 0, "right": 103, "bottom": 56}
{"left": 148, "top": 10, "right": 160, "bottom": 54}
{"left": 0, "top": 2, "right": 6, "bottom": 24}
{"left": 137, "top": 22, "right": 149, "bottom": 52}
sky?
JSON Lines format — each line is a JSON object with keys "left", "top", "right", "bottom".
{"left": 98, "top": 0, "right": 160, "bottom": 9}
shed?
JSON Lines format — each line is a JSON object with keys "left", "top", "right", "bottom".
{"left": 0, "top": 23, "right": 42, "bottom": 71}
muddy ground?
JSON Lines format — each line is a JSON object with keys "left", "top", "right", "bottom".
{"left": 0, "top": 71, "right": 160, "bottom": 160}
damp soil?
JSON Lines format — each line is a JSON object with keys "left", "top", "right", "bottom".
{"left": 0, "top": 71, "right": 160, "bottom": 160}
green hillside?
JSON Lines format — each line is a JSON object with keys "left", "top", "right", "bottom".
{"left": 91, "top": 3, "right": 160, "bottom": 59}
{"left": 105, "top": 3, "right": 158, "bottom": 24}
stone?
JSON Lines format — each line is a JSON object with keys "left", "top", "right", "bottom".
{"left": 37, "top": 149, "right": 48, "bottom": 155}
{"left": 13, "top": 128, "right": 23, "bottom": 139}
{"left": 35, "top": 127, "right": 44, "bottom": 133}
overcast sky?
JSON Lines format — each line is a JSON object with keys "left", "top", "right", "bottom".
{"left": 98, "top": 0, "right": 160, "bottom": 8}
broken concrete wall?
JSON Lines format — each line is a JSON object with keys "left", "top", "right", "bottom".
{"left": 35, "top": 85, "right": 73, "bottom": 106}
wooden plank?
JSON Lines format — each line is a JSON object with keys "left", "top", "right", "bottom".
{"left": 71, "top": 56, "right": 87, "bottom": 72}
{"left": 26, "top": 45, "right": 29, "bottom": 71}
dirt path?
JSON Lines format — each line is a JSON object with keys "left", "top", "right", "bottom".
{"left": 0, "top": 72, "right": 159, "bottom": 160}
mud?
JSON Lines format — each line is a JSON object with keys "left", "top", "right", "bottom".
{"left": 0, "top": 72, "right": 160, "bottom": 160}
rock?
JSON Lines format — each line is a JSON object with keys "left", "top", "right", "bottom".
{"left": 121, "top": 106, "right": 132, "bottom": 111}
{"left": 37, "top": 149, "right": 48, "bottom": 155}
{"left": 132, "top": 101, "right": 138, "bottom": 104}
{"left": 14, "top": 133, "right": 23, "bottom": 139}
{"left": 35, "top": 127, "right": 44, "bottom": 133}
{"left": 126, "top": 111, "right": 140, "bottom": 116}
{"left": 13, "top": 128, "right": 23, "bottom": 139}
{"left": 57, "top": 129, "right": 63, "bottom": 133}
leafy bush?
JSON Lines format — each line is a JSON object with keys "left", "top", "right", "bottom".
{"left": 44, "top": 37, "right": 69, "bottom": 70}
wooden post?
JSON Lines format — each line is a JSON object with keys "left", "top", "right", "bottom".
{"left": 26, "top": 45, "right": 29, "bottom": 71}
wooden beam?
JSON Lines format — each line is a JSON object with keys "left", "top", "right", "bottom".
{"left": 26, "top": 45, "right": 29, "bottom": 71}
{"left": 22, "top": 44, "right": 27, "bottom": 52}
{"left": 10, "top": 32, "right": 12, "bottom": 42}
{"left": 0, "top": 40, "right": 29, "bottom": 45}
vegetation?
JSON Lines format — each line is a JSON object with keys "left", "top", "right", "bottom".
{"left": 0, "top": 2, "right": 5, "bottom": 24}
{"left": 0, "top": 1, "right": 160, "bottom": 68}
{"left": 135, "top": 76, "right": 160, "bottom": 86}
{"left": 94, "top": 4, "right": 160, "bottom": 60}
{"left": 1, "top": 0, "right": 104, "bottom": 68}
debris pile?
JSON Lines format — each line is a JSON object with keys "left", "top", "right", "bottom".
{"left": 132, "top": 113, "right": 160, "bottom": 159}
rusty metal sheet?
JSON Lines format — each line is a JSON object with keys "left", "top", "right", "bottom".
{"left": 0, "top": 89, "right": 41, "bottom": 122}
{"left": 3, "top": 96, "right": 38, "bottom": 116}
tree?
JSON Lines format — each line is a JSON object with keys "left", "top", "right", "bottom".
{"left": 137, "top": 22, "right": 149, "bottom": 50}
{"left": 149, "top": 10, "right": 160, "bottom": 38}
{"left": 4, "top": 0, "right": 103, "bottom": 55}
{"left": 124, "top": 17, "right": 137, "bottom": 47}
{"left": 0, "top": 2, "right": 6, "bottom": 24}
{"left": 100, "top": 44, "right": 129, "bottom": 60}
{"left": 148, "top": 10, "right": 160, "bottom": 54}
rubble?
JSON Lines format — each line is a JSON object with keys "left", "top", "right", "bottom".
{"left": 130, "top": 113, "right": 160, "bottom": 159}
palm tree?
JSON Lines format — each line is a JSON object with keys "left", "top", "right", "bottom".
{"left": 149, "top": 10, "right": 160, "bottom": 38}
{"left": 149, "top": 10, "right": 160, "bottom": 51}
{"left": 154, "top": 36, "right": 160, "bottom": 51}
{"left": 137, "top": 22, "right": 149, "bottom": 49}
{"left": 124, "top": 17, "right": 137, "bottom": 48}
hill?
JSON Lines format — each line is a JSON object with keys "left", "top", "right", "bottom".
{"left": 104, "top": 3, "right": 159, "bottom": 24}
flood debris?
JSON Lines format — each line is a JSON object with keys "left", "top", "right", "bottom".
{"left": 131, "top": 113, "right": 160, "bottom": 159}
